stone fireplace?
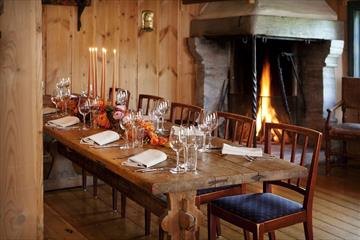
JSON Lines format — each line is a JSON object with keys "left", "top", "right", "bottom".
{"left": 188, "top": 0, "right": 344, "bottom": 135}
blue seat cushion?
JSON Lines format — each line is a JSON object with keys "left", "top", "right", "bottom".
{"left": 211, "top": 193, "right": 304, "bottom": 223}
{"left": 197, "top": 184, "right": 241, "bottom": 195}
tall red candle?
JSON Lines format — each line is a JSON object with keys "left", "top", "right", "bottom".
{"left": 94, "top": 48, "right": 98, "bottom": 97}
{"left": 112, "top": 49, "right": 116, "bottom": 106}
{"left": 88, "top": 48, "right": 91, "bottom": 96}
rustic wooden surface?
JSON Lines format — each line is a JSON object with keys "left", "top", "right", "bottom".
{"left": 43, "top": 125, "right": 307, "bottom": 195}
{"left": 0, "top": 0, "right": 43, "bottom": 238}
{"left": 43, "top": 123, "right": 307, "bottom": 238}
{"left": 42, "top": 0, "right": 201, "bottom": 108}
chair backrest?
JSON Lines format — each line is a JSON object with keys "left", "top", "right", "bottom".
{"left": 137, "top": 94, "right": 164, "bottom": 115}
{"left": 169, "top": 102, "right": 203, "bottom": 126}
{"left": 342, "top": 77, "right": 360, "bottom": 123}
{"left": 214, "top": 111, "right": 255, "bottom": 147}
{"left": 263, "top": 122, "right": 322, "bottom": 211}
{"left": 109, "top": 88, "right": 130, "bottom": 109}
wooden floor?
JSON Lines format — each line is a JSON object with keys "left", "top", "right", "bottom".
{"left": 44, "top": 163, "right": 360, "bottom": 240}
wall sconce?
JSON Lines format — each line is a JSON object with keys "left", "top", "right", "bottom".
{"left": 141, "top": 10, "right": 154, "bottom": 32}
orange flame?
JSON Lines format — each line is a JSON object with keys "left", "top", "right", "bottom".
{"left": 256, "top": 57, "right": 280, "bottom": 138}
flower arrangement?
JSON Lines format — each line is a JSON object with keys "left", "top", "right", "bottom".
{"left": 94, "top": 104, "right": 168, "bottom": 146}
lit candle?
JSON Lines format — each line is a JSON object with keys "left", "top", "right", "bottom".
{"left": 88, "top": 47, "right": 91, "bottom": 97}
{"left": 102, "top": 48, "right": 107, "bottom": 100}
{"left": 112, "top": 49, "right": 116, "bottom": 106}
{"left": 94, "top": 48, "right": 98, "bottom": 97}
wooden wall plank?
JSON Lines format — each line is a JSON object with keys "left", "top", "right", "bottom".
{"left": 177, "top": 3, "right": 200, "bottom": 104}
{"left": 137, "top": 0, "right": 160, "bottom": 97}
{"left": 118, "top": 0, "right": 139, "bottom": 109}
{"left": 0, "top": 0, "right": 43, "bottom": 238}
{"left": 158, "top": 0, "right": 179, "bottom": 102}
{"left": 43, "top": 0, "right": 201, "bottom": 107}
{"left": 43, "top": 5, "right": 73, "bottom": 94}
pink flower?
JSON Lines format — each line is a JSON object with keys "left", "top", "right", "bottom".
{"left": 115, "top": 105, "right": 126, "bottom": 112}
{"left": 113, "top": 111, "right": 124, "bottom": 120}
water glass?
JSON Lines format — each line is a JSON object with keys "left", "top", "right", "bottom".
{"left": 135, "top": 128, "right": 145, "bottom": 148}
{"left": 186, "top": 144, "right": 198, "bottom": 172}
{"left": 78, "top": 94, "right": 90, "bottom": 130}
{"left": 50, "top": 88, "right": 62, "bottom": 117}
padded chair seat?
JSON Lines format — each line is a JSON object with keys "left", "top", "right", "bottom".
{"left": 197, "top": 184, "right": 241, "bottom": 195}
{"left": 211, "top": 193, "right": 304, "bottom": 223}
{"left": 329, "top": 123, "right": 360, "bottom": 138}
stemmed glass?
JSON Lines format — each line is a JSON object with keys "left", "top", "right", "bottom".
{"left": 197, "top": 111, "right": 210, "bottom": 152}
{"left": 78, "top": 93, "right": 90, "bottom": 130}
{"left": 179, "top": 125, "right": 197, "bottom": 169}
{"left": 60, "top": 88, "right": 71, "bottom": 115}
{"left": 50, "top": 88, "right": 62, "bottom": 117}
{"left": 169, "top": 126, "right": 186, "bottom": 174}
{"left": 120, "top": 111, "right": 135, "bottom": 149}
{"left": 154, "top": 99, "right": 169, "bottom": 133}
{"left": 116, "top": 90, "right": 129, "bottom": 107}
{"left": 204, "top": 112, "right": 218, "bottom": 148}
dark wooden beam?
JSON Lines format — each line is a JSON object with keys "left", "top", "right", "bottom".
{"left": 183, "top": 0, "right": 231, "bottom": 4}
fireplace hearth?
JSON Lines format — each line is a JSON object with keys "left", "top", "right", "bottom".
{"left": 188, "top": 0, "right": 344, "bottom": 137}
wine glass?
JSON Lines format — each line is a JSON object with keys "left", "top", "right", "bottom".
{"left": 78, "top": 94, "right": 90, "bottom": 130}
{"left": 196, "top": 110, "right": 210, "bottom": 152}
{"left": 153, "top": 99, "right": 169, "bottom": 133}
{"left": 116, "top": 90, "right": 129, "bottom": 107}
{"left": 169, "top": 126, "right": 185, "bottom": 174}
{"left": 50, "top": 88, "right": 62, "bottom": 117}
{"left": 204, "top": 112, "right": 218, "bottom": 148}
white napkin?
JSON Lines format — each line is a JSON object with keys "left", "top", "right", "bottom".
{"left": 80, "top": 130, "right": 120, "bottom": 146}
{"left": 222, "top": 143, "right": 263, "bottom": 157}
{"left": 124, "top": 149, "right": 167, "bottom": 168}
{"left": 43, "top": 107, "right": 57, "bottom": 115}
{"left": 47, "top": 116, "right": 80, "bottom": 128}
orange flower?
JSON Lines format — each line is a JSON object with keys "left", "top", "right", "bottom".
{"left": 96, "top": 112, "right": 111, "bottom": 128}
{"left": 150, "top": 135, "right": 159, "bottom": 145}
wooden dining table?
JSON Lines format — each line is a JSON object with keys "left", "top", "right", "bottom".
{"left": 43, "top": 124, "right": 308, "bottom": 240}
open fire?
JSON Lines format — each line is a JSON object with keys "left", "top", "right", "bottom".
{"left": 256, "top": 56, "right": 280, "bottom": 140}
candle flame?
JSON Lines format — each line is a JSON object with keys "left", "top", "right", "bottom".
{"left": 102, "top": 48, "right": 106, "bottom": 53}
{"left": 94, "top": 47, "right": 98, "bottom": 52}
{"left": 113, "top": 49, "right": 116, "bottom": 54}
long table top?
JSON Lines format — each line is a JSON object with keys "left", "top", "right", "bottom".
{"left": 43, "top": 125, "right": 308, "bottom": 195}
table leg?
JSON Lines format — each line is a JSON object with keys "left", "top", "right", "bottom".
{"left": 161, "top": 191, "right": 204, "bottom": 240}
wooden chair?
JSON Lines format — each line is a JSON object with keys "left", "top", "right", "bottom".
{"left": 169, "top": 102, "right": 203, "bottom": 125}
{"left": 325, "top": 77, "right": 360, "bottom": 175}
{"left": 208, "top": 122, "right": 322, "bottom": 240}
{"left": 137, "top": 94, "right": 164, "bottom": 114}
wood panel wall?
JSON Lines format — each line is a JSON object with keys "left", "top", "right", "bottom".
{"left": 43, "top": 0, "right": 202, "bottom": 108}
{"left": 0, "top": 0, "right": 43, "bottom": 239}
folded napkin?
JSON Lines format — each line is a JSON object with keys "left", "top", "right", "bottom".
{"left": 124, "top": 149, "right": 167, "bottom": 168}
{"left": 47, "top": 116, "right": 80, "bottom": 128}
{"left": 222, "top": 143, "right": 263, "bottom": 157}
{"left": 80, "top": 130, "right": 120, "bottom": 146}
{"left": 43, "top": 107, "right": 57, "bottom": 115}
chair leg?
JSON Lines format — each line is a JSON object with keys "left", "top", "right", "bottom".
{"left": 208, "top": 205, "right": 217, "bottom": 240}
{"left": 268, "top": 231, "right": 276, "bottom": 240}
{"left": 304, "top": 219, "right": 313, "bottom": 240}
{"left": 93, "top": 176, "right": 98, "bottom": 198}
{"left": 243, "top": 230, "right": 250, "bottom": 240}
{"left": 325, "top": 138, "right": 331, "bottom": 175}
{"left": 112, "top": 188, "right": 117, "bottom": 212}
{"left": 120, "top": 193, "right": 126, "bottom": 218}
{"left": 145, "top": 209, "right": 151, "bottom": 235}
{"left": 159, "top": 225, "right": 165, "bottom": 240}
{"left": 82, "top": 169, "right": 87, "bottom": 191}
{"left": 253, "top": 227, "right": 264, "bottom": 240}
{"left": 215, "top": 217, "right": 222, "bottom": 236}
{"left": 342, "top": 141, "right": 348, "bottom": 165}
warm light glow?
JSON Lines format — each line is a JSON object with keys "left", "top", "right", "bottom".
{"left": 256, "top": 57, "right": 280, "bottom": 138}
{"left": 113, "top": 49, "right": 116, "bottom": 54}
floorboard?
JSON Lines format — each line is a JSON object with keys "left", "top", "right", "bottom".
{"left": 44, "top": 163, "right": 360, "bottom": 240}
